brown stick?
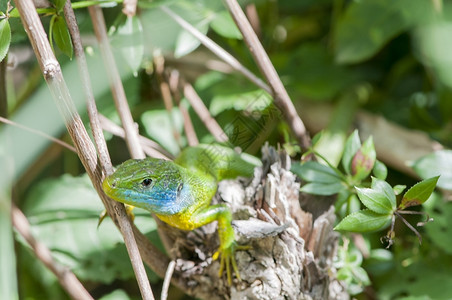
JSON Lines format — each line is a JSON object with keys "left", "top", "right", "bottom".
{"left": 169, "top": 70, "right": 199, "bottom": 146}
{"left": 99, "top": 114, "right": 173, "bottom": 160}
{"left": 62, "top": 3, "right": 154, "bottom": 299}
{"left": 154, "top": 53, "right": 183, "bottom": 148}
{"left": 13, "top": 0, "right": 175, "bottom": 297}
{"left": 183, "top": 81, "right": 228, "bottom": 143}
{"left": 223, "top": 0, "right": 311, "bottom": 150}
{"left": 12, "top": 205, "right": 94, "bottom": 300}
{"left": 88, "top": 5, "right": 145, "bottom": 160}
{"left": 160, "top": 5, "right": 270, "bottom": 94}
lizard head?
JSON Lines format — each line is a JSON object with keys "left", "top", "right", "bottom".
{"left": 102, "top": 158, "right": 191, "bottom": 215}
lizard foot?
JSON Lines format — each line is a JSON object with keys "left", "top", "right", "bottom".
{"left": 97, "top": 205, "right": 136, "bottom": 228}
{"left": 213, "top": 242, "right": 250, "bottom": 285}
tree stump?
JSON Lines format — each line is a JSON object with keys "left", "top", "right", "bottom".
{"left": 164, "top": 145, "right": 348, "bottom": 299}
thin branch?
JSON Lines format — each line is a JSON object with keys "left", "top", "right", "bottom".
{"left": 88, "top": 5, "right": 145, "bottom": 160}
{"left": 0, "top": 55, "right": 7, "bottom": 117}
{"left": 154, "top": 53, "right": 183, "bottom": 148}
{"left": 63, "top": 3, "right": 154, "bottom": 299}
{"left": 245, "top": 4, "right": 261, "bottom": 38}
{"left": 161, "top": 260, "right": 176, "bottom": 300}
{"left": 13, "top": 0, "right": 177, "bottom": 297}
{"left": 99, "top": 114, "right": 173, "bottom": 160}
{"left": 222, "top": 0, "right": 311, "bottom": 150}
{"left": 160, "top": 5, "right": 270, "bottom": 94}
{"left": 0, "top": 116, "right": 76, "bottom": 152}
{"left": 86, "top": 6, "right": 190, "bottom": 293}
{"left": 395, "top": 211, "right": 422, "bottom": 244}
{"left": 169, "top": 70, "right": 199, "bottom": 146}
{"left": 12, "top": 204, "right": 94, "bottom": 300}
{"left": 182, "top": 80, "right": 228, "bottom": 143}
{"left": 63, "top": 1, "right": 112, "bottom": 174}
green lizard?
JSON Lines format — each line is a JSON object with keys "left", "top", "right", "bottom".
{"left": 102, "top": 144, "right": 258, "bottom": 284}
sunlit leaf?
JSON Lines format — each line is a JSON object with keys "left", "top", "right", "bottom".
{"left": 371, "top": 177, "right": 396, "bottom": 210}
{"left": 141, "top": 108, "right": 184, "bottom": 156}
{"left": 399, "top": 176, "right": 439, "bottom": 209}
{"left": 292, "top": 161, "right": 341, "bottom": 183}
{"left": 393, "top": 185, "right": 406, "bottom": 196}
{"left": 335, "top": 0, "right": 432, "bottom": 64}
{"left": 210, "top": 11, "right": 242, "bottom": 39}
{"left": 334, "top": 209, "right": 392, "bottom": 232}
{"left": 412, "top": 150, "right": 452, "bottom": 190}
{"left": 174, "top": 21, "right": 208, "bottom": 58}
{"left": 111, "top": 16, "right": 144, "bottom": 74}
{"left": 372, "top": 160, "right": 388, "bottom": 180}
{"left": 300, "top": 182, "right": 344, "bottom": 196}
{"left": 355, "top": 186, "right": 394, "bottom": 215}
{"left": 0, "top": 19, "right": 11, "bottom": 62}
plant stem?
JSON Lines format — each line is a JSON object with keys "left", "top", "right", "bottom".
{"left": 63, "top": 2, "right": 154, "bottom": 299}
{"left": 223, "top": 0, "right": 311, "bottom": 150}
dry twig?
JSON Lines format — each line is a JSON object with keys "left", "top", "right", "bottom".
{"left": 88, "top": 5, "right": 145, "bottom": 160}
{"left": 160, "top": 5, "right": 270, "bottom": 94}
{"left": 63, "top": 3, "right": 154, "bottom": 299}
{"left": 12, "top": 205, "right": 94, "bottom": 300}
{"left": 169, "top": 70, "right": 199, "bottom": 146}
{"left": 13, "top": 1, "right": 176, "bottom": 298}
{"left": 223, "top": 0, "right": 311, "bottom": 150}
{"left": 182, "top": 81, "right": 228, "bottom": 143}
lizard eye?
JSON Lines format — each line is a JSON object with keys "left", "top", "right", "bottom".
{"left": 141, "top": 178, "right": 153, "bottom": 188}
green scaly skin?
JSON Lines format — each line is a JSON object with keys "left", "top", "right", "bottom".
{"left": 102, "top": 144, "right": 256, "bottom": 284}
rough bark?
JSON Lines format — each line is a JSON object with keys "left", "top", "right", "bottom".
{"left": 161, "top": 145, "right": 348, "bottom": 299}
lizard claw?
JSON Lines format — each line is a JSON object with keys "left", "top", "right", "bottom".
{"left": 213, "top": 242, "right": 250, "bottom": 285}
{"left": 97, "top": 205, "right": 136, "bottom": 228}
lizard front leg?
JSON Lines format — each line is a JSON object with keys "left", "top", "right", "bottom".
{"left": 191, "top": 204, "right": 245, "bottom": 284}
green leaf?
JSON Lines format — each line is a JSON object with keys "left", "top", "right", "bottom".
{"left": 351, "top": 136, "right": 376, "bottom": 181}
{"left": 334, "top": 0, "right": 433, "bottom": 64}
{"left": 52, "top": 16, "right": 73, "bottom": 59}
{"left": 399, "top": 176, "right": 439, "bottom": 209}
{"left": 334, "top": 209, "right": 392, "bottom": 232}
{"left": 300, "top": 182, "right": 344, "bottom": 196}
{"left": 141, "top": 108, "right": 184, "bottom": 156}
{"left": 292, "top": 161, "right": 341, "bottom": 184}
{"left": 209, "top": 90, "right": 272, "bottom": 116}
{"left": 111, "top": 16, "right": 144, "bottom": 74}
{"left": 355, "top": 187, "right": 394, "bottom": 215}
{"left": 51, "top": 0, "right": 66, "bottom": 12}
{"left": 23, "top": 174, "right": 159, "bottom": 283}
{"left": 311, "top": 131, "right": 324, "bottom": 147}
{"left": 393, "top": 185, "right": 406, "bottom": 196}
{"left": 342, "top": 130, "right": 361, "bottom": 175}
{"left": 0, "top": 19, "right": 11, "bottom": 63}
{"left": 372, "top": 160, "right": 387, "bottom": 180}
{"left": 371, "top": 177, "right": 396, "bottom": 210}
{"left": 412, "top": 150, "right": 452, "bottom": 190}
{"left": 210, "top": 11, "right": 242, "bottom": 39}
{"left": 174, "top": 20, "right": 209, "bottom": 58}
{"left": 424, "top": 193, "right": 452, "bottom": 254}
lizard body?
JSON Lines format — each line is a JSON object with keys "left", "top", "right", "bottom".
{"left": 102, "top": 145, "right": 257, "bottom": 283}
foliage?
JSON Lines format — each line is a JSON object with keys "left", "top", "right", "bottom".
{"left": 2, "top": 0, "right": 452, "bottom": 299}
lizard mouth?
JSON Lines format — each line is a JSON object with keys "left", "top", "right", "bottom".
{"left": 102, "top": 176, "right": 117, "bottom": 198}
